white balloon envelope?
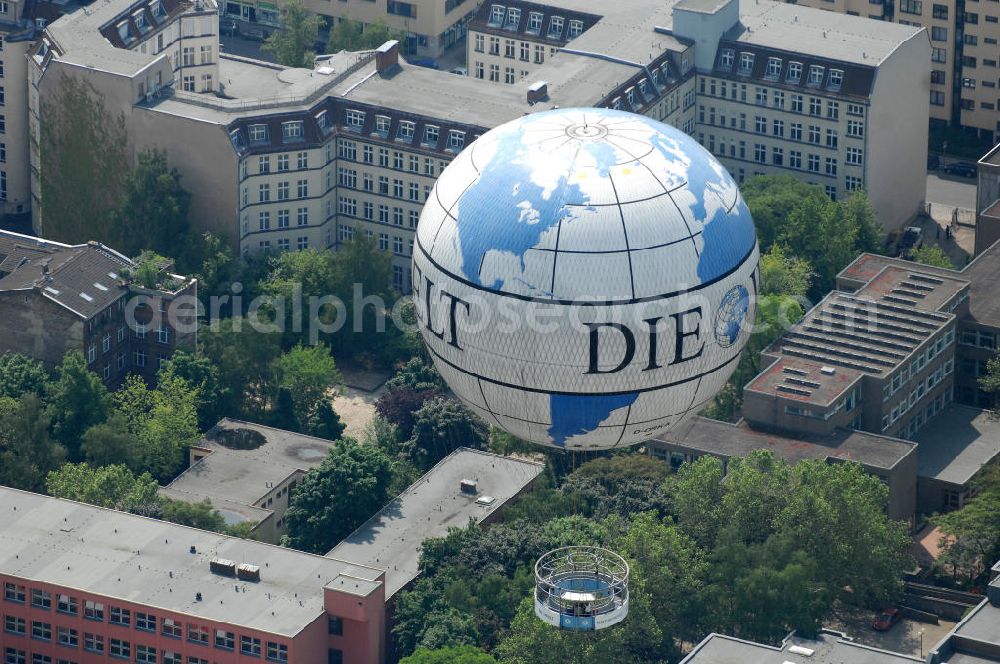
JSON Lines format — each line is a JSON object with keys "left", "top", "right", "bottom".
{"left": 413, "top": 108, "right": 759, "bottom": 450}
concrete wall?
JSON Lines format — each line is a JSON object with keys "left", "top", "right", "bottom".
{"left": 324, "top": 580, "right": 386, "bottom": 664}
{"left": 0, "top": 290, "right": 83, "bottom": 367}
{"left": 866, "top": 28, "right": 930, "bottom": 230}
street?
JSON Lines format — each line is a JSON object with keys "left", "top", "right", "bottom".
{"left": 927, "top": 171, "right": 977, "bottom": 211}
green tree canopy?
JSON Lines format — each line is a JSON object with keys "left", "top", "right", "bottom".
{"left": 759, "top": 245, "right": 812, "bottom": 298}
{"left": 161, "top": 498, "right": 227, "bottom": 531}
{"left": 399, "top": 645, "right": 496, "bottom": 664}
{"left": 0, "top": 393, "right": 66, "bottom": 491}
{"left": 932, "top": 458, "right": 1000, "bottom": 584}
{"left": 46, "top": 351, "right": 111, "bottom": 459}
{"left": 328, "top": 17, "right": 403, "bottom": 52}
{"left": 263, "top": 0, "right": 321, "bottom": 67}
{"left": 45, "top": 463, "right": 160, "bottom": 516}
{"left": 275, "top": 343, "right": 342, "bottom": 432}
{"left": 115, "top": 149, "right": 191, "bottom": 257}
{"left": 404, "top": 398, "right": 488, "bottom": 470}
{"left": 0, "top": 353, "right": 49, "bottom": 400}
{"left": 283, "top": 438, "right": 394, "bottom": 553}
{"left": 159, "top": 351, "right": 225, "bottom": 430}
{"left": 912, "top": 245, "right": 956, "bottom": 269}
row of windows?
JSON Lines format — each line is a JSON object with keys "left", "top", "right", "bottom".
{"left": 242, "top": 180, "right": 310, "bottom": 207}
{"left": 886, "top": 386, "right": 954, "bottom": 440}
{"left": 486, "top": 4, "right": 584, "bottom": 40}
{"left": 337, "top": 140, "right": 449, "bottom": 177}
{"left": 344, "top": 109, "right": 466, "bottom": 150}
{"left": 699, "top": 107, "right": 864, "bottom": 145}
{"left": 473, "top": 61, "right": 527, "bottom": 84}
{"left": 717, "top": 49, "right": 844, "bottom": 90}
{"left": 4, "top": 588, "right": 290, "bottom": 661}
{"left": 882, "top": 329, "right": 955, "bottom": 401}
{"left": 701, "top": 132, "right": 863, "bottom": 170}
{"left": 960, "top": 327, "right": 997, "bottom": 350}
{"left": 699, "top": 78, "right": 864, "bottom": 118}
{"left": 474, "top": 34, "right": 549, "bottom": 64}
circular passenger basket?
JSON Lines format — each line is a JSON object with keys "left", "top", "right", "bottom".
{"left": 533, "top": 546, "right": 629, "bottom": 631}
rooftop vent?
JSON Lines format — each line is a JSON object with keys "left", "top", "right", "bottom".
{"left": 209, "top": 558, "right": 237, "bottom": 577}
{"left": 476, "top": 495, "right": 496, "bottom": 506}
{"left": 527, "top": 80, "right": 549, "bottom": 104}
{"left": 375, "top": 40, "right": 399, "bottom": 75}
{"left": 237, "top": 563, "right": 261, "bottom": 582}
{"left": 820, "top": 366, "right": 836, "bottom": 375}
{"left": 788, "top": 644, "right": 815, "bottom": 656}
{"left": 460, "top": 479, "right": 478, "bottom": 495}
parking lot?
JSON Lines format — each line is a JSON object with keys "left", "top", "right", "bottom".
{"left": 824, "top": 608, "right": 957, "bottom": 658}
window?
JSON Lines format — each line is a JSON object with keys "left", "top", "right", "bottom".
{"left": 847, "top": 119, "right": 865, "bottom": 138}
{"left": 826, "top": 128, "right": 838, "bottom": 148}
{"left": 57, "top": 627, "right": 78, "bottom": 648}
{"left": 488, "top": 3, "right": 504, "bottom": 26}
{"left": 187, "top": 624, "right": 208, "bottom": 645}
{"left": 282, "top": 121, "right": 303, "bottom": 141}
{"left": 84, "top": 633, "right": 104, "bottom": 653}
{"left": 136, "top": 612, "right": 156, "bottom": 632}
{"left": 32, "top": 621, "right": 51, "bottom": 641}
{"left": 808, "top": 65, "right": 824, "bottom": 86}
{"left": 932, "top": 26, "right": 948, "bottom": 41}
{"left": 297, "top": 236, "right": 308, "bottom": 250}
{"left": 135, "top": 350, "right": 146, "bottom": 367}
{"left": 277, "top": 181, "right": 289, "bottom": 200}
{"left": 966, "top": 11, "right": 979, "bottom": 22}
{"left": 826, "top": 157, "right": 838, "bottom": 176}
{"left": 5, "top": 649, "right": 25, "bottom": 664}
{"left": 933, "top": 3, "right": 948, "bottom": 17}
{"left": 787, "top": 61, "right": 802, "bottom": 82}
{"left": 84, "top": 600, "right": 103, "bottom": 621}
{"left": 548, "top": 16, "right": 563, "bottom": 38}
{"left": 753, "top": 144, "right": 767, "bottom": 163}
{"left": 527, "top": 11, "right": 542, "bottom": 33}
{"left": 846, "top": 147, "right": 864, "bottom": 166}
{"left": 57, "top": 595, "right": 77, "bottom": 615}
{"left": 110, "top": 607, "right": 130, "bottom": 626}
{"left": 345, "top": 110, "right": 365, "bottom": 128}
{"left": 755, "top": 116, "right": 766, "bottom": 133}
{"left": 258, "top": 183, "right": 271, "bottom": 202}
{"left": 240, "top": 636, "right": 262, "bottom": 657}
{"left": 266, "top": 642, "right": 288, "bottom": 663}
{"left": 4, "top": 616, "right": 24, "bottom": 635}
{"left": 808, "top": 125, "right": 820, "bottom": 144}
{"left": 807, "top": 154, "right": 820, "bottom": 172}
{"left": 738, "top": 52, "right": 754, "bottom": 73}
{"left": 932, "top": 47, "right": 947, "bottom": 63}
{"left": 899, "top": 0, "right": 922, "bottom": 12}
{"left": 297, "top": 179, "right": 308, "bottom": 198}
{"left": 258, "top": 211, "right": 270, "bottom": 231}
{"left": 297, "top": 152, "right": 308, "bottom": 169}
{"left": 448, "top": 130, "right": 465, "bottom": 150}
{"left": 772, "top": 119, "right": 784, "bottom": 137}
{"left": 755, "top": 87, "right": 767, "bottom": 105}
{"left": 789, "top": 150, "right": 802, "bottom": 169}
{"left": 31, "top": 590, "right": 51, "bottom": 609}
{"left": 790, "top": 123, "right": 802, "bottom": 141}
{"left": 765, "top": 57, "right": 781, "bottom": 78}
{"left": 719, "top": 49, "right": 734, "bottom": 69}
{"left": 110, "top": 639, "right": 130, "bottom": 659}
{"left": 215, "top": 630, "right": 235, "bottom": 650}
{"left": 567, "top": 19, "right": 584, "bottom": 38}
{"left": 772, "top": 147, "right": 784, "bottom": 166}
{"left": 297, "top": 207, "right": 308, "bottom": 226}
{"left": 809, "top": 97, "right": 821, "bottom": 115}
{"left": 791, "top": 94, "right": 803, "bottom": 113}
{"left": 424, "top": 125, "right": 439, "bottom": 145}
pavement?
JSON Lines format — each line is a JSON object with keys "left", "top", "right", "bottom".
{"left": 927, "top": 171, "right": 977, "bottom": 211}
{"left": 824, "top": 606, "right": 957, "bottom": 659}
{"left": 917, "top": 170, "right": 977, "bottom": 268}
{"left": 220, "top": 32, "right": 275, "bottom": 62}
{"left": 328, "top": 366, "right": 389, "bottom": 441}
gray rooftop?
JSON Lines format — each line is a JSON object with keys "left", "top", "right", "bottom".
{"left": 733, "top": 0, "right": 923, "bottom": 66}
{"left": 927, "top": 564, "right": 1000, "bottom": 663}
{"left": 162, "top": 419, "right": 339, "bottom": 511}
{"left": 681, "top": 631, "right": 922, "bottom": 664}
{"left": 0, "top": 487, "right": 383, "bottom": 637}
{"left": 326, "top": 448, "right": 543, "bottom": 599}
{"left": 914, "top": 405, "right": 1000, "bottom": 486}
{"left": 653, "top": 416, "right": 917, "bottom": 471}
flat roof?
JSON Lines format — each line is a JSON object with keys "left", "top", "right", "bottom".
{"left": 681, "top": 632, "right": 922, "bottom": 664}
{"left": 914, "top": 405, "right": 1000, "bottom": 485}
{"left": 326, "top": 448, "right": 543, "bottom": 599}
{"left": 0, "top": 487, "right": 383, "bottom": 637}
{"left": 652, "top": 416, "right": 916, "bottom": 471}
{"left": 162, "top": 419, "right": 339, "bottom": 509}
{"left": 734, "top": 0, "right": 924, "bottom": 67}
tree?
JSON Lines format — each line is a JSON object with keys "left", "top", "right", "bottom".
{"left": 114, "top": 149, "right": 192, "bottom": 257}
{"left": 200, "top": 318, "right": 282, "bottom": 418}
{"left": 386, "top": 357, "right": 446, "bottom": 391}
{"left": 982, "top": 353, "right": 1000, "bottom": 420}
{"left": 328, "top": 17, "right": 403, "bottom": 53}
{"left": 80, "top": 414, "right": 140, "bottom": 467}
{"left": 912, "top": 245, "right": 956, "bottom": 269}
{"left": 161, "top": 498, "right": 227, "bottom": 531}
{"left": 39, "top": 74, "right": 128, "bottom": 244}
{"left": 759, "top": 245, "right": 812, "bottom": 298}
{"left": 275, "top": 344, "right": 342, "bottom": 432}
{"left": 405, "top": 398, "right": 488, "bottom": 469}
{"left": 931, "top": 459, "right": 1000, "bottom": 584}
{"left": 0, "top": 353, "right": 49, "bottom": 400}
{"left": 0, "top": 393, "right": 66, "bottom": 491}
{"left": 45, "top": 463, "right": 161, "bottom": 516}
{"left": 46, "top": 351, "right": 111, "bottom": 459}
{"left": 159, "top": 351, "right": 225, "bottom": 429}
{"left": 263, "top": 0, "right": 321, "bottom": 67}
{"left": 375, "top": 386, "right": 442, "bottom": 441}
{"left": 283, "top": 439, "right": 393, "bottom": 553}
{"left": 399, "top": 646, "right": 496, "bottom": 664}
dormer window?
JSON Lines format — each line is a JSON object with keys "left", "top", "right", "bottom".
{"left": 282, "top": 121, "right": 304, "bottom": 141}
{"left": 765, "top": 57, "right": 781, "bottom": 79}
{"left": 151, "top": 0, "right": 165, "bottom": 19}
{"left": 787, "top": 61, "right": 802, "bottom": 83}
{"left": 424, "top": 124, "right": 440, "bottom": 145}
{"left": 651, "top": 68, "right": 660, "bottom": 87}
{"left": 828, "top": 68, "right": 844, "bottom": 90}
{"left": 345, "top": 109, "right": 365, "bottom": 128}
{"left": 611, "top": 97, "right": 621, "bottom": 110}
{"left": 230, "top": 129, "right": 245, "bottom": 150}
{"left": 448, "top": 130, "right": 465, "bottom": 150}
{"left": 505, "top": 7, "right": 520, "bottom": 30}
{"left": 315, "top": 110, "right": 330, "bottom": 132}
{"left": 133, "top": 10, "right": 149, "bottom": 33}
{"left": 398, "top": 120, "right": 415, "bottom": 141}
{"left": 117, "top": 20, "right": 132, "bottom": 43}
{"left": 738, "top": 52, "right": 754, "bottom": 74}
{"left": 548, "top": 16, "right": 563, "bottom": 39}
{"left": 375, "top": 115, "right": 391, "bottom": 135}
{"left": 718, "top": 48, "right": 734, "bottom": 70}
{"left": 808, "top": 65, "right": 824, "bottom": 86}
{"left": 248, "top": 124, "right": 268, "bottom": 143}
{"left": 527, "top": 12, "right": 542, "bottom": 34}
{"left": 488, "top": 4, "right": 505, "bottom": 27}
{"left": 638, "top": 79, "right": 649, "bottom": 97}
{"left": 567, "top": 19, "right": 583, "bottom": 38}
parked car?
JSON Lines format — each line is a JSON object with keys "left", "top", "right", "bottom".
{"left": 449, "top": 66, "right": 468, "bottom": 76}
{"left": 872, "top": 608, "right": 902, "bottom": 631}
{"left": 409, "top": 58, "right": 440, "bottom": 70}
{"left": 898, "top": 226, "right": 924, "bottom": 258}
{"left": 927, "top": 153, "right": 940, "bottom": 171}
{"left": 943, "top": 161, "right": 978, "bottom": 178}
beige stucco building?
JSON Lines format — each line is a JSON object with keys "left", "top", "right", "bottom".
{"left": 16, "top": 0, "right": 930, "bottom": 291}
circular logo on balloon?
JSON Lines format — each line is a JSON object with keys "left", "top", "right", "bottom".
{"left": 714, "top": 285, "right": 751, "bottom": 348}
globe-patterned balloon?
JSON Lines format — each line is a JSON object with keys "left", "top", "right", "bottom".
{"left": 413, "top": 108, "right": 759, "bottom": 449}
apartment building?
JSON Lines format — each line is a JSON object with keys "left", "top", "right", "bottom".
{"left": 0, "top": 230, "right": 197, "bottom": 387}
{"left": 0, "top": 486, "right": 387, "bottom": 664}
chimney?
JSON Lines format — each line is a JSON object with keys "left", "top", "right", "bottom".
{"left": 527, "top": 81, "right": 548, "bottom": 104}
{"left": 375, "top": 40, "right": 399, "bottom": 75}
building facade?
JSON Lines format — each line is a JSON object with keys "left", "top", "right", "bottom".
{"left": 0, "top": 230, "right": 197, "bottom": 387}
{"left": 0, "top": 487, "right": 386, "bottom": 664}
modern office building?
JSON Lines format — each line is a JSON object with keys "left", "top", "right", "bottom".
{"left": 0, "top": 486, "right": 388, "bottom": 664}
{"left": 160, "top": 419, "right": 342, "bottom": 543}
{"left": 14, "top": 0, "right": 929, "bottom": 290}
{"left": 0, "top": 230, "right": 197, "bottom": 387}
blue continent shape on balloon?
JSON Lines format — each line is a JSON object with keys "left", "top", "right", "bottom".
{"left": 724, "top": 289, "right": 750, "bottom": 344}
{"left": 547, "top": 393, "right": 640, "bottom": 447}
